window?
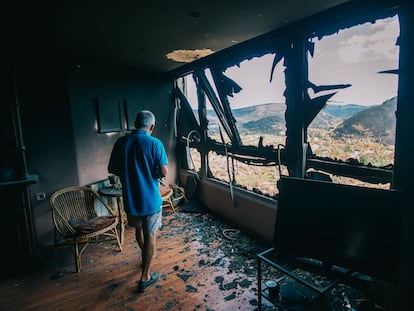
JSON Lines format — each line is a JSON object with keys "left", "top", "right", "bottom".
{"left": 223, "top": 54, "right": 286, "bottom": 147}
{"left": 307, "top": 15, "right": 399, "bottom": 188}
{"left": 176, "top": 54, "right": 287, "bottom": 197}
{"left": 175, "top": 11, "right": 400, "bottom": 196}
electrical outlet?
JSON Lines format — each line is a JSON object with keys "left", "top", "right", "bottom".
{"left": 35, "top": 192, "right": 46, "bottom": 201}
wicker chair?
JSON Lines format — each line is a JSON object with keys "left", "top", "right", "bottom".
{"left": 50, "top": 186, "right": 123, "bottom": 272}
{"left": 160, "top": 181, "right": 176, "bottom": 213}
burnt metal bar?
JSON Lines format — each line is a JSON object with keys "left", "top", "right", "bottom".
{"left": 307, "top": 158, "right": 393, "bottom": 184}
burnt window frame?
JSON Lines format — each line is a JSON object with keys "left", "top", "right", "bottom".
{"left": 173, "top": 1, "right": 401, "bottom": 191}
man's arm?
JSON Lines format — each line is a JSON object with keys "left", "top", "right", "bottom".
{"left": 159, "top": 165, "right": 168, "bottom": 178}
{"left": 108, "top": 140, "right": 121, "bottom": 175}
{"left": 108, "top": 153, "right": 118, "bottom": 175}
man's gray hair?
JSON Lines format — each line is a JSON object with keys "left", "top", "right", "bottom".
{"left": 135, "top": 110, "right": 155, "bottom": 128}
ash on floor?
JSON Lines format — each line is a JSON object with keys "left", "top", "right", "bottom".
{"left": 166, "top": 200, "right": 392, "bottom": 311}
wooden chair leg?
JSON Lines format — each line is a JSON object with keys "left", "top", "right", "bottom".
{"left": 113, "top": 227, "right": 123, "bottom": 251}
{"left": 169, "top": 198, "right": 176, "bottom": 213}
{"left": 75, "top": 239, "right": 81, "bottom": 272}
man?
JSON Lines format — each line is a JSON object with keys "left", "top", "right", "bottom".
{"left": 108, "top": 110, "right": 168, "bottom": 292}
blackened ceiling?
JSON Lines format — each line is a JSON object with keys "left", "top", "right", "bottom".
{"left": 9, "top": 0, "right": 350, "bottom": 73}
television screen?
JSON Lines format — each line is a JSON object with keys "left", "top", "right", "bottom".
{"left": 274, "top": 176, "right": 403, "bottom": 282}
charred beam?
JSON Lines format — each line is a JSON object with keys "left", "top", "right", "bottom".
{"left": 307, "top": 158, "right": 393, "bottom": 184}
{"left": 195, "top": 68, "right": 239, "bottom": 146}
{"left": 284, "top": 37, "right": 307, "bottom": 177}
{"left": 202, "top": 139, "right": 278, "bottom": 166}
{"left": 209, "top": 68, "right": 242, "bottom": 148}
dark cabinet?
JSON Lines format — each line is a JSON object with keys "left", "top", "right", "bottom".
{"left": 1, "top": 180, "right": 37, "bottom": 265}
{"left": 1, "top": 71, "right": 28, "bottom": 181}
{"left": 0, "top": 70, "right": 37, "bottom": 278}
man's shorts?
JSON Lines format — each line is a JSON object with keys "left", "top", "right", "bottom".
{"left": 127, "top": 211, "right": 162, "bottom": 234}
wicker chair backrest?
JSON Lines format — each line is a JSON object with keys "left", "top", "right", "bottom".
{"left": 50, "top": 186, "right": 101, "bottom": 237}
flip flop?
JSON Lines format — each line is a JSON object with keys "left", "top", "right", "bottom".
{"left": 137, "top": 272, "right": 159, "bottom": 292}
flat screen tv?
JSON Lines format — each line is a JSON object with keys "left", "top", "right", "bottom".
{"left": 274, "top": 176, "right": 403, "bottom": 282}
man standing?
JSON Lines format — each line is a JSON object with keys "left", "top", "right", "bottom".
{"left": 108, "top": 110, "right": 168, "bottom": 292}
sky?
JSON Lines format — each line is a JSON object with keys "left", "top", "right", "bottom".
{"left": 224, "top": 15, "right": 400, "bottom": 108}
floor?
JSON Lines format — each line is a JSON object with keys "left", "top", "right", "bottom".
{"left": 0, "top": 201, "right": 388, "bottom": 311}
{"left": 0, "top": 201, "right": 277, "bottom": 311}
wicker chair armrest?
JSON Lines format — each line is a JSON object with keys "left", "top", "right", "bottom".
{"left": 89, "top": 188, "right": 118, "bottom": 217}
{"left": 51, "top": 205, "right": 77, "bottom": 236}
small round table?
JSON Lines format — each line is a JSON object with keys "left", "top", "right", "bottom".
{"left": 99, "top": 186, "right": 126, "bottom": 245}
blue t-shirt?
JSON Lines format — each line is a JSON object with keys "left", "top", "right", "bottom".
{"left": 108, "top": 129, "right": 168, "bottom": 216}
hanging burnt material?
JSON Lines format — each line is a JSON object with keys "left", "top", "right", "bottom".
{"left": 302, "top": 41, "right": 351, "bottom": 128}
{"left": 303, "top": 81, "right": 351, "bottom": 128}
{"left": 174, "top": 86, "right": 201, "bottom": 132}
{"left": 209, "top": 66, "right": 243, "bottom": 148}
{"left": 280, "top": 37, "right": 353, "bottom": 177}
{"left": 194, "top": 68, "right": 239, "bottom": 146}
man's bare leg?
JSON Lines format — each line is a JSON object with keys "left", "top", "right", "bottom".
{"left": 135, "top": 227, "right": 145, "bottom": 267}
{"left": 140, "top": 231, "right": 157, "bottom": 281}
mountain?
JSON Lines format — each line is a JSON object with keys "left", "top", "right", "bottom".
{"left": 323, "top": 104, "right": 367, "bottom": 119}
{"left": 334, "top": 97, "right": 397, "bottom": 144}
{"left": 309, "top": 110, "right": 342, "bottom": 129}
{"left": 205, "top": 102, "right": 365, "bottom": 127}
{"left": 201, "top": 99, "right": 396, "bottom": 145}
{"left": 243, "top": 115, "right": 285, "bottom": 134}
{"left": 204, "top": 102, "right": 286, "bottom": 131}
{"left": 309, "top": 103, "right": 367, "bottom": 129}
{"left": 232, "top": 102, "right": 286, "bottom": 121}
